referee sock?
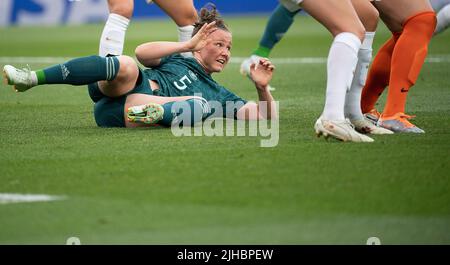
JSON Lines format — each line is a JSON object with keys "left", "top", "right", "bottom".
{"left": 35, "top": 56, "right": 120, "bottom": 85}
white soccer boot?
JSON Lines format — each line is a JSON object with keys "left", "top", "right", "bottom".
{"left": 240, "top": 55, "right": 275, "bottom": 91}
{"left": 314, "top": 117, "right": 374, "bottom": 143}
{"left": 3, "top": 65, "right": 37, "bottom": 92}
{"left": 350, "top": 117, "right": 393, "bottom": 135}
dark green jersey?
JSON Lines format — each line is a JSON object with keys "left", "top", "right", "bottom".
{"left": 142, "top": 54, "right": 247, "bottom": 118}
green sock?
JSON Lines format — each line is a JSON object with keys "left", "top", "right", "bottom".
{"left": 35, "top": 70, "right": 46, "bottom": 84}
{"left": 35, "top": 55, "right": 119, "bottom": 85}
{"left": 253, "top": 46, "right": 272, "bottom": 58}
{"left": 253, "top": 4, "right": 299, "bottom": 57}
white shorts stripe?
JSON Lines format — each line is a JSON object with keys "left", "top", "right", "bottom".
{"left": 110, "top": 57, "right": 116, "bottom": 80}
{"left": 105, "top": 57, "right": 110, "bottom": 80}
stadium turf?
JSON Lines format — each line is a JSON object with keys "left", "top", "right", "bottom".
{"left": 0, "top": 16, "right": 449, "bottom": 244}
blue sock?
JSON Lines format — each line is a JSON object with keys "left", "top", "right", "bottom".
{"left": 158, "top": 98, "right": 210, "bottom": 127}
{"left": 36, "top": 56, "right": 119, "bottom": 85}
{"left": 253, "top": 4, "right": 299, "bottom": 57}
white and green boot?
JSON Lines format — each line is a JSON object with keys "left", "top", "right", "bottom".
{"left": 3, "top": 65, "right": 37, "bottom": 92}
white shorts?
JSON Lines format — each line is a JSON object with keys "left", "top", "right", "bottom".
{"left": 279, "top": 0, "right": 303, "bottom": 12}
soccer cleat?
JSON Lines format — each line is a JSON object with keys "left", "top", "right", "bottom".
{"left": 363, "top": 108, "right": 381, "bottom": 125}
{"left": 377, "top": 112, "right": 425, "bottom": 133}
{"left": 127, "top": 103, "right": 164, "bottom": 124}
{"left": 350, "top": 118, "right": 394, "bottom": 135}
{"left": 240, "top": 55, "right": 275, "bottom": 91}
{"left": 314, "top": 117, "right": 374, "bottom": 142}
{"left": 3, "top": 65, "right": 36, "bottom": 92}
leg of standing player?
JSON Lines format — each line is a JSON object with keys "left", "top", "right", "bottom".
{"left": 254, "top": 1, "right": 301, "bottom": 58}
{"left": 299, "top": 0, "right": 374, "bottom": 142}
{"left": 361, "top": 0, "right": 436, "bottom": 133}
{"left": 99, "top": 0, "right": 198, "bottom": 57}
{"left": 152, "top": 0, "right": 198, "bottom": 57}
{"left": 152, "top": 0, "right": 198, "bottom": 42}
{"left": 99, "top": 0, "right": 133, "bottom": 57}
{"left": 344, "top": 0, "right": 393, "bottom": 134}
{"left": 240, "top": 0, "right": 301, "bottom": 77}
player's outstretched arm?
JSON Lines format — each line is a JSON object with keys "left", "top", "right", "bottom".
{"left": 237, "top": 58, "right": 277, "bottom": 120}
{"left": 135, "top": 22, "right": 216, "bottom": 67}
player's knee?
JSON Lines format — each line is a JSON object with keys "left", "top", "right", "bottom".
{"left": 117, "top": 56, "right": 138, "bottom": 80}
{"left": 173, "top": 9, "right": 198, "bottom": 26}
{"left": 363, "top": 7, "right": 379, "bottom": 32}
{"left": 354, "top": 25, "right": 366, "bottom": 42}
{"left": 109, "top": 0, "right": 134, "bottom": 19}
{"left": 100, "top": 56, "right": 137, "bottom": 98}
{"left": 333, "top": 25, "right": 365, "bottom": 42}
{"left": 109, "top": 55, "right": 139, "bottom": 86}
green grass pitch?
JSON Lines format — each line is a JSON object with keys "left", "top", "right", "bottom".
{"left": 0, "top": 16, "right": 449, "bottom": 244}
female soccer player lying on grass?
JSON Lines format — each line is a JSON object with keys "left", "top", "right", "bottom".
{"left": 3, "top": 5, "right": 277, "bottom": 128}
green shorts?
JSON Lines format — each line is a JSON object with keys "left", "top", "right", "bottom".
{"left": 88, "top": 68, "right": 157, "bottom": 127}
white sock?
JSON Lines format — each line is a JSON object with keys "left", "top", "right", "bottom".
{"left": 99, "top": 13, "right": 130, "bottom": 56}
{"left": 30, "top": 71, "right": 38, "bottom": 86}
{"left": 178, "top": 25, "right": 194, "bottom": 58}
{"left": 345, "top": 32, "right": 375, "bottom": 120}
{"left": 435, "top": 4, "right": 450, "bottom": 35}
{"left": 322, "top": 32, "right": 361, "bottom": 121}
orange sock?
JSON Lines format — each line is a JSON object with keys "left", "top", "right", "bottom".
{"left": 361, "top": 32, "right": 401, "bottom": 113}
{"left": 382, "top": 11, "right": 437, "bottom": 117}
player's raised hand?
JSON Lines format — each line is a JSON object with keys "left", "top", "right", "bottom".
{"left": 186, "top": 21, "right": 217, "bottom": 52}
{"left": 250, "top": 58, "right": 275, "bottom": 90}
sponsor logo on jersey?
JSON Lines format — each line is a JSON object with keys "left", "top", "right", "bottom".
{"left": 188, "top": 70, "right": 198, "bottom": 81}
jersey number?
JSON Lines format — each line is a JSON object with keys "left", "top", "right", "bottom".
{"left": 173, "top": 75, "right": 192, "bottom": 90}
